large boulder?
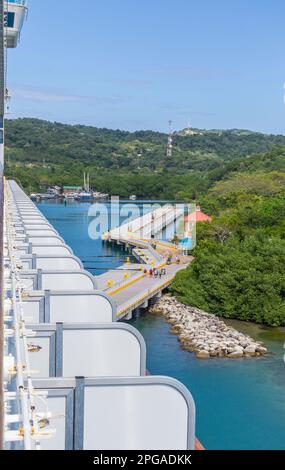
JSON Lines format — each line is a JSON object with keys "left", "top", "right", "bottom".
{"left": 196, "top": 350, "right": 210, "bottom": 359}
{"left": 244, "top": 345, "right": 257, "bottom": 356}
{"left": 227, "top": 349, "right": 244, "bottom": 358}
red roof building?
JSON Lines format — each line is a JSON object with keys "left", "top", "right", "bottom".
{"left": 185, "top": 206, "right": 212, "bottom": 223}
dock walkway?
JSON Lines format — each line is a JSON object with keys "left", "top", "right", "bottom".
{"left": 100, "top": 202, "right": 188, "bottom": 318}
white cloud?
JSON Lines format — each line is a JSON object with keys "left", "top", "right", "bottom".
{"left": 10, "top": 85, "right": 125, "bottom": 105}
{"left": 147, "top": 66, "right": 239, "bottom": 79}
{"left": 12, "top": 86, "right": 81, "bottom": 102}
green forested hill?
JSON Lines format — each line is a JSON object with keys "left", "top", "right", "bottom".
{"left": 4, "top": 118, "right": 285, "bottom": 198}
{"left": 5, "top": 118, "right": 285, "bottom": 170}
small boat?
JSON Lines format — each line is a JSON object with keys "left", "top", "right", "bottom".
{"left": 65, "top": 193, "right": 77, "bottom": 200}
{"left": 40, "top": 193, "right": 55, "bottom": 200}
{"left": 93, "top": 191, "right": 109, "bottom": 199}
{"left": 30, "top": 193, "right": 55, "bottom": 201}
{"left": 129, "top": 194, "right": 137, "bottom": 201}
{"left": 74, "top": 172, "right": 94, "bottom": 201}
{"left": 74, "top": 191, "right": 93, "bottom": 202}
{"left": 30, "top": 193, "right": 40, "bottom": 201}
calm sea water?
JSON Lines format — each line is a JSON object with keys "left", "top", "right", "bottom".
{"left": 38, "top": 201, "right": 285, "bottom": 450}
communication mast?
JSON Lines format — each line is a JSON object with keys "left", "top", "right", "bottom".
{"left": 166, "top": 120, "right": 173, "bottom": 158}
{"left": 188, "top": 119, "right": 192, "bottom": 133}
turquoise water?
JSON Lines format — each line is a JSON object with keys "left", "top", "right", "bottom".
{"left": 37, "top": 200, "right": 126, "bottom": 275}
{"left": 130, "top": 315, "right": 285, "bottom": 450}
{"left": 38, "top": 201, "right": 285, "bottom": 450}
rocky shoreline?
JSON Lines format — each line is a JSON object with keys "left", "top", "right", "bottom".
{"left": 149, "top": 295, "right": 268, "bottom": 359}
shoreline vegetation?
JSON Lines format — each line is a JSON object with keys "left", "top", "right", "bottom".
{"left": 149, "top": 295, "right": 268, "bottom": 359}
{"left": 170, "top": 175, "right": 285, "bottom": 327}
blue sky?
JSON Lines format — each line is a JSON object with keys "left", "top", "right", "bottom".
{"left": 7, "top": 0, "right": 285, "bottom": 133}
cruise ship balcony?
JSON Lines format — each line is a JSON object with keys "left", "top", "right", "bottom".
{"left": 5, "top": 0, "right": 28, "bottom": 48}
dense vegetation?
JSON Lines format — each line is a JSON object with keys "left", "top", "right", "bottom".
{"left": 171, "top": 158, "right": 285, "bottom": 326}
{"left": 5, "top": 118, "right": 285, "bottom": 325}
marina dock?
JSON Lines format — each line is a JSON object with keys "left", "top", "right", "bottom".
{"left": 101, "top": 201, "right": 189, "bottom": 318}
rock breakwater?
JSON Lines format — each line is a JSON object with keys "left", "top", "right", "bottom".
{"left": 149, "top": 295, "right": 268, "bottom": 359}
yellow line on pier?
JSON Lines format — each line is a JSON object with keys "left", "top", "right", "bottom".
{"left": 117, "top": 275, "right": 176, "bottom": 317}
{"left": 108, "top": 262, "right": 167, "bottom": 296}
{"left": 109, "top": 273, "right": 146, "bottom": 296}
